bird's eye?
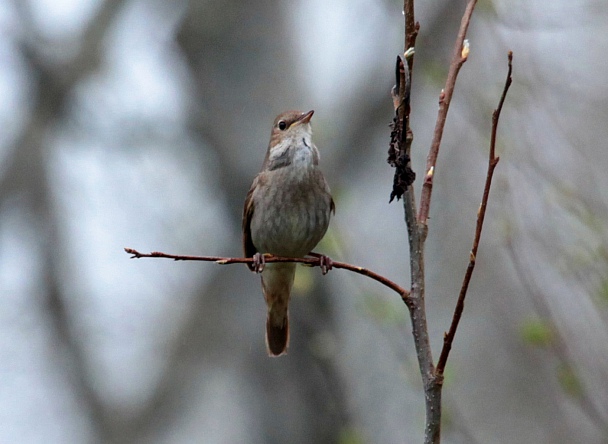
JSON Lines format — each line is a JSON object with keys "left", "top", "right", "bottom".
{"left": 278, "top": 120, "right": 287, "bottom": 130}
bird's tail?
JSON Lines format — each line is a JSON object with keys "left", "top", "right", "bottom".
{"left": 266, "top": 312, "right": 289, "bottom": 357}
{"left": 261, "top": 263, "right": 296, "bottom": 357}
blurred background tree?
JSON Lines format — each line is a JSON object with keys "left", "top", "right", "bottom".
{"left": 0, "top": 0, "right": 607, "bottom": 443}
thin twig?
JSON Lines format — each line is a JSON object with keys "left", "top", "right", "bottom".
{"left": 418, "top": 0, "right": 478, "bottom": 227}
{"left": 404, "top": 0, "right": 418, "bottom": 54}
{"left": 436, "top": 51, "right": 513, "bottom": 374}
{"left": 395, "top": 0, "right": 435, "bottom": 396}
{"left": 124, "top": 248, "right": 411, "bottom": 302}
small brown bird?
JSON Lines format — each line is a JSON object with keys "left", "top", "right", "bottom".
{"left": 242, "top": 110, "right": 334, "bottom": 356}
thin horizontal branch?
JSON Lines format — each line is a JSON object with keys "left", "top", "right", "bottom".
{"left": 124, "top": 248, "right": 411, "bottom": 303}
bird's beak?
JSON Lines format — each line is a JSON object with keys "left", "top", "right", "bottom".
{"left": 295, "top": 110, "right": 314, "bottom": 125}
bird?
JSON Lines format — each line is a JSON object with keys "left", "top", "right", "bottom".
{"left": 242, "top": 110, "right": 334, "bottom": 356}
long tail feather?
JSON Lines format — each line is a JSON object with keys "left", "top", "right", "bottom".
{"left": 261, "top": 263, "right": 296, "bottom": 356}
{"left": 266, "top": 314, "right": 289, "bottom": 356}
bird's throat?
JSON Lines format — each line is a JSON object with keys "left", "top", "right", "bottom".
{"left": 267, "top": 137, "right": 317, "bottom": 173}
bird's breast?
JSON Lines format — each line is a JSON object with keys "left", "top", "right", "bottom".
{"left": 250, "top": 167, "right": 332, "bottom": 258}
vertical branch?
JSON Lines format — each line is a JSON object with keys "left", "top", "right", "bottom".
{"left": 395, "top": 1, "right": 481, "bottom": 443}
{"left": 436, "top": 52, "right": 513, "bottom": 374}
{"left": 398, "top": 1, "right": 440, "bottom": 443}
{"left": 404, "top": 0, "right": 418, "bottom": 53}
{"left": 385, "top": 2, "right": 436, "bottom": 409}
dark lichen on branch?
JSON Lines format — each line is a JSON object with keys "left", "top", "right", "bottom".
{"left": 388, "top": 54, "right": 416, "bottom": 203}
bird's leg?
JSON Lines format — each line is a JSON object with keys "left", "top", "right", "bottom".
{"left": 252, "top": 252, "right": 266, "bottom": 273}
{"left": 308, "top": 251, "right": 333, "bottom": 276}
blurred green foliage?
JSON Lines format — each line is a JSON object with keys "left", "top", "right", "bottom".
{"left": 520, "top": 319, "right": 554, "bottom": 348}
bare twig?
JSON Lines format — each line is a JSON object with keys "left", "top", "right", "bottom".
{"left": 124, "top": 248, "right": 410, "bottom": 302}
{"left": 436, "top": 51, "right": 513, "bottom": 374}
{"left": 418, "top": 0, "right": 478, "bottom": 227}
{"left": 391, "top": 7, "right": 440, "bottom": 442}
{"left": 404, "top": 0, "right": 418, "bottom": 55}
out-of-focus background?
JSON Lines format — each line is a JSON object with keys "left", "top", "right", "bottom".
{"left": 1, "top": 0, "right": 607, "bottom": 442}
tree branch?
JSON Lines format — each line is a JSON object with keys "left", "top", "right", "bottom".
{"left": 418, "top": 0, "right": 477, "bottom": 227}
{"left": 436, "top": 51, "right": 513, "bottom": 374}
{"left": 404, "top": 0, "right": 418, "bottom": 53}
{"left": 124, "top": 248, "right": 411, "bottom": 303}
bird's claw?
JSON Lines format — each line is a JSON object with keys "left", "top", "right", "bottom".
{"left": 308, "top": 252, "right": 333, "bottom": 275}
{"left": 318, "top": 255, "right": 333, "bottom": 276}
{"left": 252, "top": 252, "right": 266, "bottom": 273}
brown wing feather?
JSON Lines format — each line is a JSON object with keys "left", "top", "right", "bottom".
{"left": 242, "top": 177, "right": 259, "bottom": 271}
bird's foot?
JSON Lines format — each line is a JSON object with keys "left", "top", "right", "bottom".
{"left": 319, "top": 255, "right": 333, "bottom": 275}
{"left": 309, "top": 252, "right": 333, "bottom": 275}
{"left": 252, "top": 252, "right": 266, "bottom": 273}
